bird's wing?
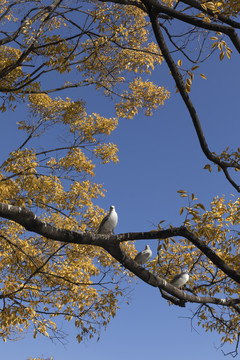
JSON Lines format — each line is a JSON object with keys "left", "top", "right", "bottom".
{"left": 170, "top": 273, "right": 181, "bottom": 283}
{"left": 100, "top": 214, "right": 109, "bottom": 227}
{"left": 134, "top": 251, "right": 144, "bottom": 260}
{"left": 98, "top": 213, "right": 110, "bottom": 231}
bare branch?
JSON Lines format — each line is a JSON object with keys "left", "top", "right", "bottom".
{"left": 146, "top": 9, "right": 240, "bottom": 191}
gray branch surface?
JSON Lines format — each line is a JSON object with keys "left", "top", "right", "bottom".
{"left": 1, "top": 202, "right": 240, "bottom": 307}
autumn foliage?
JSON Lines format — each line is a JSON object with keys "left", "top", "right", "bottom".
{"left": 0, "top": 0, "right": 170, "bottom": 343}
{"left": 0, "top": 0, "right": 240, "bottom": 356}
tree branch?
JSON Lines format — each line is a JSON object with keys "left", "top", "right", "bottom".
{"left": 0, "top": 0, "right": 64, "bottom": 80}
{"left": 1, "top": 202, "right": 240, "bottom": 306}
{"left": 145, "top": 0, "right": 240, "bottom": 53}
{"left": 146, "top": 9, "right": 240, "bottom": 191}
{"left": 98, "top": 0, "right": 147, "bottom": 12}
{"left": 179, "top": 0, "right": 240, "bottom": 29}
{"left": 104, "top": 0, "right": 240, "bottom": 53}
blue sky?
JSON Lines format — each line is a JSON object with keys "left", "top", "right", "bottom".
{"left": 1, "top": 16, "right": 240, "bottom": 360}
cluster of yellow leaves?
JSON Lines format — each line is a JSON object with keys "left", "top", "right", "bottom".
{"left": 185, "top": 71, "right": 194, "bottom": 93}
{"left": 149, "top": 190, "right": 240, "bottom": 344}
{"left": 204, "top": 147, "right": 240, "bottom": 173}
{"left": 0, "top": 94, "right": 120, "bottom": 213}
{"left": 177, "top": 61, "right": 207, "bottom": 93}
{"left": 116, "top": 77, "right": 170, "bottom": 119}
{"left": 76, "top": 3, "right": 168, "bottom": 117}
{"left": 94, "top": 143, "right": 119, "bottom": 164}
{"left": 28, "top": 95, "right": 118, "bottom": 138}
{"left": 195, "top": 1, "right": 224, "bottom": 23}
{"left": 210, "top": 35, "right": 232, "bottom": 60}
{"left": 0, "top": 0, "right": 171, "bottom": 344}
{"left": 0, "top": 0, "right": 18, "bottom": 21}
{"left": 0, "top": 85, "right": 135, "bottom": 343}
{"left": 201, "top": 1, "right": 224, "bottom": 13}
{"left": 196, "top": 1, "right": 240, "bottom": 20}
{"left": 211, "top": 0, "right": 240, "bottom": 16}
{"left": 40, "top": 34, "right": 76, "bottom": 73}
{"left": 0, "top": 46, "right": 23, "bottom": 95}
{"left": 72, "top": 113, "right": 118, "bottom": 142}
{"left": 0, "top": 0, "right": 169, "bottom": 119}
{"left": 58, "top": 149, "right": 95, "bottom": 176}
{"left": 0, "top": 215, "right": 135, "bottom": 342}
{"left": 28, "top": 94, "right": 73, "bottom": 120}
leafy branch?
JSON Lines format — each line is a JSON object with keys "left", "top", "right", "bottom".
{"left": 0, "top": 202, "right": 239, "bottom": 308}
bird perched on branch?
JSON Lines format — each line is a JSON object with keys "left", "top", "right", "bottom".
{"left": 170, "top": 269, "right": 189, "bottom": 288}
{"left": 134, "top": 245, "right": 152, "bottom": 265}
{"left": 97, "top": 205, "right": 118, "bottom": 234}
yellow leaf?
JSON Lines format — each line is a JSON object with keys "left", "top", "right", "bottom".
{"left": 159, "top": 220, "right": 165, "bottom": 224}
{"left": 200, "top": 73, "right": 207, "bottom": 79}
{"left": 226, "top": 51, "right": 231, "bottom": 59}
{"left": 180, "top": 207, "right": 184, "bottom": 215}
{"left": 198, "top": 203, "right": 206, "bottom": 211}
{"left": 220, "top": 51, "right": 225, "bottom": 61}
{"left": 204, "top": 164, "right": 212, "bottom": 172}
{"left": 178, "top": 59, "right": 182, "bottom": 67}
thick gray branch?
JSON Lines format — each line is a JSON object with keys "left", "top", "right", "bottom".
{"left": 103, "top": 0, "right": 240, "bottom": 52}
{"left": 143, "top": 0, "right": 240, "bottom": 53}
{"left": 0, "top": 202, "right": 240, "bottom": 307}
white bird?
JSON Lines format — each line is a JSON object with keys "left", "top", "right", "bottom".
{"left": 134, "top": 245, "right": 152, "bottom": 265}
{"left": 170, "top": 269, "right": 189, "bottom": 288}
{"left": 97, "top": 205, "right": 118, "bottom": 234}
